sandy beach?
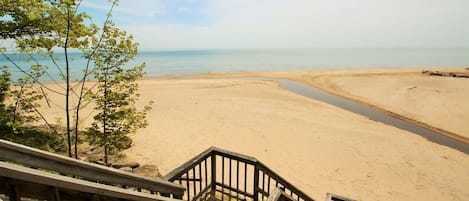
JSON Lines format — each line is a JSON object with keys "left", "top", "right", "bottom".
{"left": 295, "top": 69, "right": 469, "bottom": 144}
{"left": 173, "top": 68, "right": 469, "bottom": 143}
{"left": 39, "top": 69, "right": 469, "bottom": 201}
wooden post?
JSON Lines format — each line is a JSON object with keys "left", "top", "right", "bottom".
{"left": 160, "top": 193, "right": 171, "bottom": 197}
{"left": 174, "top": 193, "right": 183, "bottom": 199}
{"left": 7, "top": 179, "right": 20, "bottom": 201}
{"left": 48, "top": 187, "right": 61, "bottom": 201}
{"left": 91, "top": 194, "right": 100, "bottom": 201}
{"left": 211, "top": 153, "right": 217, "bottom": 197}
{"left": 253, "top": 165, "right": 259, "bottom": 201}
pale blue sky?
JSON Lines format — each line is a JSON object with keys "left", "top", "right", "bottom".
{"left": 81, "top": 0, "right": 469, "bottom": 50}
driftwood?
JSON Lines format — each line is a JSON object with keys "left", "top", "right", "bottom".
{"left": 407, "top": 86, "right": 417, "bottom": 90}
{"left": 422, "top": 70, "right": 469, "bottom": 78}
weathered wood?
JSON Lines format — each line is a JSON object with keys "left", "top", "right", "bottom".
{"left": 0, "top": 139, "right": 185, "bottom": 197}
{"left": 236, "top": 160, "right": 239, "bottom": 197}
{"left": 267, "top": 188, "right": 282, "bottom": 201}
{"left": 48, "top": 186, "right": 61, "bottom": 201}
{"left": 91, "top": 195, "right": 101, "bottom": 201}
{"left": 1, "top": 177, "right": 58, "bottom": 201}
{"left": 185, "top": 172, "right": 190, "bottom": 201}
{"left": 267, "top": 188, "right": 296, "bottom": 201}
{"left": 229, "top": 158, "right": 232, "bottom": 195}
{"left": 0, "top": 162, "right": 181, "bottom": 201}
{"left": 325, "top": 193, "right": 355, "bottom": 201}
{"left": 422, "top": 70, "right": 469, "bottom": 78}
{"left": 221, "top": 156, "right": 225, "bottom": 201}
{"left": 212, "top": 149, "right": 258, "bottom": 165}
{"left": 189, "top": 183, "right": 212, "bottom": 201}
{"left": 214, "top": 182, "right": 254, "bottom": 199}
{"left": 257, "top": 162, "right": 313, "bottom": 201}
{"left": 198, "top": 163, "right": 202, "bottom": 193}
{"left": 253, "top": 165, "right": 260, "bottom": 201}
{"left": 165, "top": 146, "right": 315, "bottom": 201}
{"left": 179, "top": 177, "right": 202, "bottom": 182}
{"left": 204, "top": 159, "right": 208, "bottom": 188}
{"left": 7, "top": 179, "right": 20, "bottom": 201}
{"left": 211, "top": 153, "right": 217, "bottom": 194}
{"left": 163, "top": 147, "right": 214, "bottom": 181}
{"left": 244, "top": 163, "right": 248, "bottom": 193}
{"left": 192, "top": 166, "right": 196, "bottom": 196}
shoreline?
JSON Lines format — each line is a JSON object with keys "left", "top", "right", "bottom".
{"left": 37, "top": 68, "right": 469, "bottom": 200}
{"left": 291, "top": 77, "right": 469, "bottom": 145}
{"left": 160, "top": 68, "right": 469, "bottom": 145}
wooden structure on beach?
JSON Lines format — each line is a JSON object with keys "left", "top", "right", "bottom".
{"left": 0, "top": 139, "right": 353, "bottom": 201}
{"left": 422, "top": 70, "right": 469, "bottom": 78}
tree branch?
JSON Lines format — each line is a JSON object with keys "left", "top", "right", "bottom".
{"left": 0, "top": 51, "right": 66, "bottom": 96}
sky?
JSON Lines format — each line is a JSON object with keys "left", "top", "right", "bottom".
{"left": 81, "top": 0, "right": 469, "bottom": 50}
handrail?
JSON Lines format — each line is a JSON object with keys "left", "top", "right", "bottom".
{"left": 257, "top": 162, "right": 312, "bottom": 201}
{"left": 0, "top": 139, "right": 185, "bottom": 198}
{"left": 164, "top": 147, "right": 260, "bottom": 181}
{"left": 0, "top": 161, "right": 179, "bottom": 201}
{"left": 165, "top": 147, "right": 315, "bottom": 201}
{"left": 267, "top": 188, "right": 296, "bottom": 201}
{"left": 164, "top": 147, "right": 216, "bottom": 181}
{"left": 212, "top": 147, "right": 259, "bottom": 164}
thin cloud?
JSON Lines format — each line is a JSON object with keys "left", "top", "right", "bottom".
{"left": 95, "top": 0, "right": 469, "bottom": 49}
{"left": 177, "top": 7, "right": 193, "bottom": 13}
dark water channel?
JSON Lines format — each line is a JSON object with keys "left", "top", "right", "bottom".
{"left": 276, "top": 79, "right": 469, "bottom": 154}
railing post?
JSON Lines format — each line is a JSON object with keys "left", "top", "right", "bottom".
{"left": 253, "top": 164, "right": 260, "bottom": 201}
{"left": 7, "top": 179, "right": 20, "bottom": 201}
{"left": 48, "top": 186, "right": 61, "bottom": 201}
{"left": 211, "top": 153, "right": 217, "bottom": 193}
{"left": 160, "top": 193, "right": 171, "bottom": 197}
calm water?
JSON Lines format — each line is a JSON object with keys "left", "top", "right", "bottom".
{"left": 1, "top": 48, "right": 469, "bottom": 80}
{"left": 137, "top": 48, "right": 469, "bottom": 75}
{"left": 277, "top": 79, "right": 469, "bottom": 154}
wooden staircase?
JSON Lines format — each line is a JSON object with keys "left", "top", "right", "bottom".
{"left": 0, "top": 139, "right": 184, "bottom": 201}
{"left": 0, "top": 139, "right": 352, "bottom": 201}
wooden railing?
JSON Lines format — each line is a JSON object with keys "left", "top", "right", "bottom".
{"left": 0, "top": 139, "right": 185, "bottom": 200}
{"left": 164, "top": 147, "right": 315, "bottom": 201}
{"left": 267, "top": 188, "right": 297, "bottom": 201}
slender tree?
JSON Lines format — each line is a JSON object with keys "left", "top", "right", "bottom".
{"left": 0, "top": 1, "right": 149, "bottom": 161}
{"left": 1, "top": 0, "right": 97, "bottom": 157}
{"left": 86, "top": 22, "right": 152, "bottom": 166}
{"left": 73, "top": 1, "right": 117, "bottom": 159}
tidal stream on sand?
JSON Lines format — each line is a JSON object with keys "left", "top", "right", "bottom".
{"left": 276, "top": 79, "right": 469, "bottom": 154}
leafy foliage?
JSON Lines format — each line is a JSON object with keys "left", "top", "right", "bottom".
{"left": 0, "top": 66, "right": 65, "bottom": 152}
{"left": 1, "top": 0, "right": 97, "bottom": 50}
{"left": 86, "top": 22, "right": 152, "bottom": 166}
{"left": 0, "top": 67, "right": 12, "bottom": 131}
{"left": 1, "top": 0, "right": 97, "bottom": 157}
{"left": 0, "top": 0, "right": 56, "bottom": 39}
{"left": 1, "top": 1, "right": 151, "bottom": 162}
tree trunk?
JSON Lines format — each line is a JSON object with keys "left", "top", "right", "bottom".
{"left": 64, "top": 2, "right": 72, "bottom": 158}
{"left": 103, "top": 65, "right": 109, "bottom": 166}
{"left": 104, "top": 145, "right": 109, "bottom": 166}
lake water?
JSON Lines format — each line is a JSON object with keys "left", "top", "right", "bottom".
{"left": 277, "top": 79, "right": 469, "bottom": 154}
{"left": 1, "top": 48, "right": 469, "bottom": 80}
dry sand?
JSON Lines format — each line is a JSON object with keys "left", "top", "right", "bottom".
{"left": 174, "top": 68, "right": 469, "bottom": 143}
{"left": 39, "top": 69, "right": 469, "bottom": 201}
{"left": 295, "top": 69, "right": 469, "bottom": 144}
